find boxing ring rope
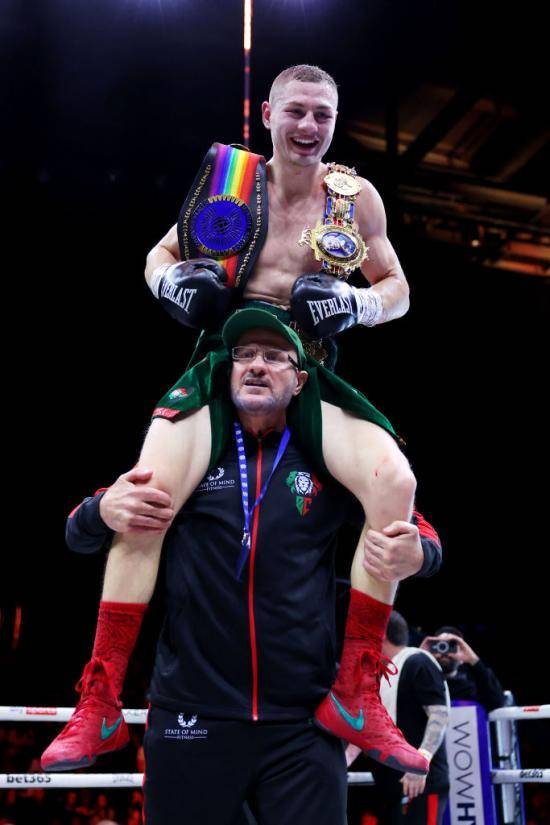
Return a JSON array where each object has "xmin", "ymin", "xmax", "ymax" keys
[
  {"xmin": 1, "ymin": 703, "xmax": 547, "ymax": 725},
  {"xmin": 2, "ymin": 771, "xmax": 550, "ymax": 790},
  {"xmin": 488, "ymin": 705, "xmax": 550, "ymax": 721},
  {"xmin": 1, "ymin": 704, "xmax": 548, "ymax": 801},
  {"xmin": 1, "ymin": 774, "xmax": 144, "ymax": 789},
  {"xmin": 0, "ymin": 707, "xmax": 148, "ymax": 724},
  {"xmin": 492, "ymin": 771, "xmax": 550, "ymax": 784},
  {"xmin": 0, "ymin": 773, "xmax": 374, "ymax": 790}
]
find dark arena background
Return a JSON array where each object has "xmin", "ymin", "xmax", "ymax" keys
[{"xmin": 2, "ymin": 1, "xmax": 549, "ymax": 824}]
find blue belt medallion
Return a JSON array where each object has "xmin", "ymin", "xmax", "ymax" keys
[{"xmin": 190, "ymin": 194, "xmax": 253, "ymax": 259}]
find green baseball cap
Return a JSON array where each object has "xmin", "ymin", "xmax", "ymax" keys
[{"xmin": 222, "ymin": 308, "xmax": 306, "ymax": 369}]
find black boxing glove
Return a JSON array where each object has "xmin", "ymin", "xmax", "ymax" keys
[
  {"xmin": 290, "ymin": 273, "xmax": 384, "ymax": 339},
  {"xmin": 149, "ymin": 258, "xmax": 232, "ymax": 330}
]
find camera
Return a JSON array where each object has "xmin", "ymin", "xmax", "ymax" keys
[{"xmin": 429, "ymin": 639, "xmax": 458, "ymax": 655}]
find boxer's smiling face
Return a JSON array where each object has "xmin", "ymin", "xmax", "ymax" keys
[
  {"xmin": 230, "ymin": 328, "xmax": 307, "ymax": 420},
  {"xmin": 262, "ymin": 80, "xmax": 338, "ymax": 167}
]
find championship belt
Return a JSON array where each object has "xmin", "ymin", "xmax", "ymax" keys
[
  {"xmin": 289, "ymin": 325, "xmax": 330, "ymax": 365},
  {"xmin": 178, "ymin": 143, "xmax": 268, "ymax": 291},
  {"xmin": 299, "ymin": 163, "xmax": 369, "ymax": 279}
]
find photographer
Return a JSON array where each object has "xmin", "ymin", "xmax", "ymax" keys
[{"xmin": 421, "ymin": 626, "xmax": 505, "ymax": 711}]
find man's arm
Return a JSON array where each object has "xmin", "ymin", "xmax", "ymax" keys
[
  {"xmin": 412, "ymin": 512, "xmax": 442, "ymax": 578},
  {"xmin": 66, "ymin": 490, "xmax": 112, "ymax": 555},
  {"xmin": 401, "ymin": 703, "xmax": 450, "ymax": 800},
  {"xmin": 362, "ymin": 510, "xmax": 442, "ymax": 582},
  {"xmin": 401, "ymin": 655, "xmax": 450, "ymax": 799},
  {"xmin": 355, "ymin": 179, "xmax": 410, "ymax": 323},
  {"xmin": 467, "ymin": 660, "xmax": 506, "ymax": 711},
  {"xmin": 448, "ymin": 636, "xmax": 506, "ymax": 711},
  {"xmin": 419, "ymin": 704, "xmax": 450, "ymax": 758},
  {"xmin": 66, "ymin": 469, "xmax": 174, "ymax": 555}
]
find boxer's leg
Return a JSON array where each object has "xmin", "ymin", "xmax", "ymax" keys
[
  {"xmin": 41, "ymin": 408, "xmax": 211, "ymax": 772},
  {"xmin": 315, "ymin": 403, "xmax": 428, "ymax": 775},
  {"xmin": 102, "ymin": 408, "xmax": 212, "ymax": 602},
  {"xmin": 320, "ymin": 402, "xmax": 415, "ymax": 601},
  {"xmin": 90, "ymin": 409, "xmax": 212, "ymax": 692}
]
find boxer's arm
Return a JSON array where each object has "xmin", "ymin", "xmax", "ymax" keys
[
  {"xmin": 355, "ymin": 179, "xmax": 410, "ymax": 323},
  {"xmin": 144, "ymin": 223, "xmax": 180, "ymax": 288},
  {"xmin": 290, "ymin": 180, "xmax": 409, "ymax": 338},
  {"xmin": 66, "ymin": 491, "xmax": 113, "ymax": 555},
  {"xmin": 144, "ymin": 223, "xmax": 231, "ymax": 329}
]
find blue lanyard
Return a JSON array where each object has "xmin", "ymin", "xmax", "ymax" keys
[{"xmin": 233, "ymin": 421, "xmax": 291, "ymax": 580}]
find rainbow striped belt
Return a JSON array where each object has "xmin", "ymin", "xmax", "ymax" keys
[{"xmin": 178, "ymin": 143, "xmax": 268, "ymax": 289}]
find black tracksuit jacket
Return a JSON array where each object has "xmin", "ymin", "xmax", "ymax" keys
[{"xmin": 67, "ymin": 429, "xmax": 442, "ymax": 722}]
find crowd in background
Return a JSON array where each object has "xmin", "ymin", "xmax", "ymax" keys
[{"xmin": 0, "ymin": 725, "xmax": 144, "ymax": 825}]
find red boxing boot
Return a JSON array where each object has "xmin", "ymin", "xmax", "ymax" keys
[
  {"xmin": 41, "ymin": 601, "xmax": 146, "ymax": 772},
  {"xmin": 41, "ymin": 658, "xmax": 129, "ymax": 771},
  {"xmin": 315, "ymin": 590, "xmax": 429, "ymax": 775}
]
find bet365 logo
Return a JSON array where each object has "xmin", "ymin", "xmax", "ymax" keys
[{"xmin": 285, "ymin": 471, "xmax": 322, "ymax": 516}]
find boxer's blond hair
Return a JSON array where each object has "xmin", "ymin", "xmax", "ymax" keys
[{"xmin": 269, "ymin": 65, "xmax": 338, "ymax": 106}]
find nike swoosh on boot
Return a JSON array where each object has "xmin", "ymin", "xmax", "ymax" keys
[
  {"xmin": 101, "ymin": 716, "xmax": 123, "ymax": 740},
  {"xmin": 329, "ymin": 693, "xmax": 365, "ymax": 731}
]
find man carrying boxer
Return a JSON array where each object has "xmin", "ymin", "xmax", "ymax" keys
[
  {"xmin": 49, "ymin": 311, "xmax": 442, "ymax": 824},
  {"xmin": 43, "ymin": 66, "xmax": 430, "ymax": 775}
]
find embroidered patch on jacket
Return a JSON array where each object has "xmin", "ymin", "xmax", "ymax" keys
[
  {"xmin": 168, "ymin": 387, "xmax": 194, "ymax": 401},
  {"xmin": 285, "ymin": 471, "xmax": 323, "ymax": 516},
  {"xmin": 152, "ymin": 407, "xmax": 180, "ymax": 419}
]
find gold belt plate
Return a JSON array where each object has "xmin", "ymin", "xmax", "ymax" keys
[
  {"xmin": 324, "ymin": 171, "xmax": 362, "ymax": 197},
  {"xmin": 300, "ymin": 221, "xmax": 369, "ymax": 277}
]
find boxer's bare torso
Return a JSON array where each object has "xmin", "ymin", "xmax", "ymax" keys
[
  {"xmin": 244, "ymin": 166, "xmax": 327, "ymax": 307},
  {"xmin": 147, "ymin": 166, "xmax": 399, "ymax": 310},
  {"xmin": 146, "ymin": 172, "xmax": 327, "ymax": 308}
]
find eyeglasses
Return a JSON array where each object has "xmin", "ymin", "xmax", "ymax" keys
[{"xmin": 231, "ymin": 345, "xmax": 299, "ymax": 370}]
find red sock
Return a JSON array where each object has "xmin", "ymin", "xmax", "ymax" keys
[
  {"xmin": 332, "ymin": 590, "xmax": 392, "ymax": 698},
  {"xmin": 91, "ymin": 601, "xmax": 147, "ymax": 697},
  {"xmin": 345, "ymin": 589, "xmax": 392, "ymax": 649}
]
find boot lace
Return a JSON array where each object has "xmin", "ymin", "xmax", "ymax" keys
[
  {"xmin": 378, "ymin": 655, "xmax": 398, "ymax": 686},
  {"xmin": 57, "ymin": 659, "xmax": 114, "ymax": 738},
  {"xmin": 355, "ymin": 649, "xmax": 398, "ymax": 691},
  {"xmin": 357, "ymin": 651, "xmax": 409, "ymax": 743}
]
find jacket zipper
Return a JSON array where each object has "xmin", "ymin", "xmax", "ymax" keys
[{"xmin": 248, "ymin": 437, "xmax": 263, "ymax": 721}]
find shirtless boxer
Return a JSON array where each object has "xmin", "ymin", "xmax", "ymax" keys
[{"xmin": 42, "ymin": 65, "xmax": 429, "ymax": 776}]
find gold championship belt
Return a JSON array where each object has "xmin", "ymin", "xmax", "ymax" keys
[
  {"xmin": 299, "ymin": 163, "xmax": 369, "ymax": 279},
  {"xmin": 288, "ymin": 323, "xmax": 330, "ymax": 364}
]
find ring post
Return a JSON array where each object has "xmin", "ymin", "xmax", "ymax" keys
[{"xmin": 443, "ymin": 701, "xmax": 497, "ymax": 825}]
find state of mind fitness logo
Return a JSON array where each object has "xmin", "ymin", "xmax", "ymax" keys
[{"xmin": 285, "ymin": 471, "xmax": 323, "ymax": 516}]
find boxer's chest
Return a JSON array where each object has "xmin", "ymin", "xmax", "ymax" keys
[{"xmin": 243, "ymin": 191, "xmax": 325, "ymax": 305}]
